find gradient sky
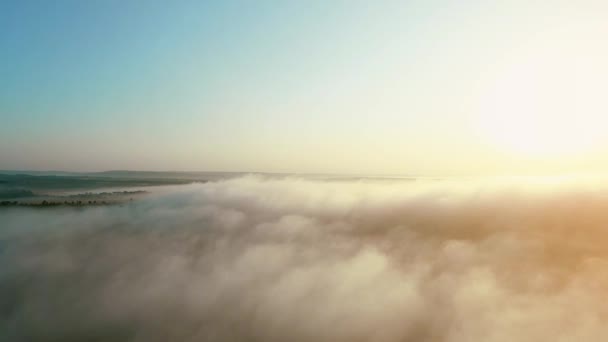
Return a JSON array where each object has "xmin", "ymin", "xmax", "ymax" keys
[{"xmin": 2, "ymin": 0, "xmax": 608, "ymax": 175}]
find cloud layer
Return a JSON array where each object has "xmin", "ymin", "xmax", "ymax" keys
[{"xmin": 2, "ymin": 175, "xmax": 608, "ymax": 341}]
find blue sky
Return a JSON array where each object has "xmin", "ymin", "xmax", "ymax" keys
[{"xmin": 2, "ymin": 1, "xmax": 608, "ymax": 174}]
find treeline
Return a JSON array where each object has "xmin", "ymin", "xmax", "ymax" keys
[
  {"xmin": 0, "ymin": 188, "xmax": 35, "ymax": 199},
  {"xmin": 0, "ymin": 200, "xmax": 111, "ymax": 207}
]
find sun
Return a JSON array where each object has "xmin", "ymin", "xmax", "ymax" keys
[{"xmin": 474, "ymin": 41, "xmax": 608, "ymax": 159}]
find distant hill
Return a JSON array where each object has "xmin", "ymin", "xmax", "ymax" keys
[
  {"xmin": 0, "ymin": 170, "xmax": 258, "ymax": 181},
  {"xmin": 93, "ymin": 170, "xmax": 249, "ymax": 180},
  {"xmin": 0, "ymin": 173, "xmax": 200, "ymax": 200},
  {"xmin": 0, "ymin": 170, "xmax": 419, "ymax": 180}
]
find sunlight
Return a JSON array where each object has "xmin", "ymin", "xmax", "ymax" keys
[{"xmin": 475, "ymin": 31, "xmax": 608, "ymax": 159}]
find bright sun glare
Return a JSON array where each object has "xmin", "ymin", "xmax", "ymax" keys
[{"xmin": 475, "ymin": 30, "xmax": 608, "ymax": 159}]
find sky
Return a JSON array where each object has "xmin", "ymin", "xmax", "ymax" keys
[{"xmin": 2, "ymin": 0, "xmax": 608, "ymax": 175}]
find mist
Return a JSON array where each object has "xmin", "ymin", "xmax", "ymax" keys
[{"xmin": 2, "ymin": 175, "xmax": 608, "ymax": 341}]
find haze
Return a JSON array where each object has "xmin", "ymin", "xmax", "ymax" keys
[{"xmin": 6, "ymin": 176, "xmax": 608, "ymax": 341}]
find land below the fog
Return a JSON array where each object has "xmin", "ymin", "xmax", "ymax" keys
[
  {"xmin": 0, "ymin": 171, "xmax": 222, "ymax": 207},
  {"xmin": 0, "ymin": 170, "xmax": 424, "ymax": 208}
]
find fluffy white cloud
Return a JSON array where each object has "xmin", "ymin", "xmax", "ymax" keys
[{"xmin": 2, "ymin": 175, "xmax": 608, "ymax": 341}]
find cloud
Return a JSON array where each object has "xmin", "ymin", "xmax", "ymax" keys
[{"xmin": 2, "ymin": 175, "xmax": 608, "ymax": 341}]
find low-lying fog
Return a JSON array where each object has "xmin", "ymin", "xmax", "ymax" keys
[{"xmin": 2, "ymin": 175, "xmax": 608, "ymax": 341}]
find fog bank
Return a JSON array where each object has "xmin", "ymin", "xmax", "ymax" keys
[{"xmin": 2, "ymin": 175, "xmax": 608, "ymax": 341}]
